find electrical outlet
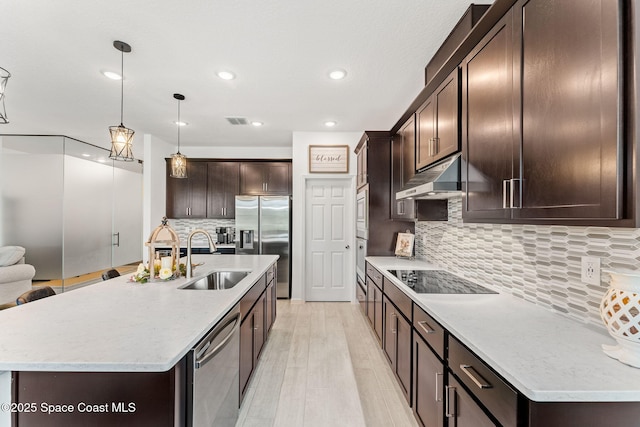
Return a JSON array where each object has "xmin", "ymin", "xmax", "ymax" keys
[{"xmin": 581, "ymin": 256, "xmax": 601, "ymax": 286}]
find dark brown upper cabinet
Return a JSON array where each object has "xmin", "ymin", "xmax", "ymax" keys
[
  {"xmin": 462, "ymin": 0, "xmax": 626, "ymax": 225},
  {"xmin": 416, "ymin": 69, "xmax": 460, "ymax": 171},
  {"xmin": 165, "ymin": 160, "xmax": 207, "ymax": 219},
  {"xmin": 391, "ymin": 117, "xmax": 417, "ymax": 220},
  {"xmin": 240, "ymin": 162, "xmax": 291, "ymax": 195},
  {"xmin": 461, "ymin": 10, "xmax": 515, "ymax": 221},
  {"xmin": 207, "ymin": 162, "xmax": 239, "ymax": 219},
  {"xmin": 356, "ymin": 140, "xmax": 368, "ymax": 190}
]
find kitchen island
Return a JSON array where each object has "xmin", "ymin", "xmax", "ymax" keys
[
  {"xmin": 366, "ymin": 256, "xmax": 640, "ymax": 426},
  {"xmin": 0, "ymin": 254, "xmax": 277, "ymax": 426}
]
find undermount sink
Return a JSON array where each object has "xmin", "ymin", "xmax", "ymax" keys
[{"xmin": 180, "ymin": 271, "xmax": 250, "ymax": 290}]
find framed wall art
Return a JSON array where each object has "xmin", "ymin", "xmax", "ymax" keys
[{"xmin": 308, "ymin": 145, "xmax": 349, "ymax": 173}]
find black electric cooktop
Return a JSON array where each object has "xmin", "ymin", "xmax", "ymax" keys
[{"xmin": 388, "ymin": 270, "xmax": 497, "ymax": 294}]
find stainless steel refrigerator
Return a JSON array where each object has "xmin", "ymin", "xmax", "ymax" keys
[{"xmin": 235, "ymin": 196, "xmax": 291, "ymax": 298}]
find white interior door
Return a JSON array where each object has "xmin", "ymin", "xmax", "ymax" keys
[{"xmin": 305, "ymin": 178, "xmax": 353, "ymax": 301}]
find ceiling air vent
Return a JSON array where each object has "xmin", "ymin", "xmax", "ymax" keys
[{"xmin": 225, "ymin": 117, "xmax": 249, "ymax": 125}]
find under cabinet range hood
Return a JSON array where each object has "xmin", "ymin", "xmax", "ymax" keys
[{"xmin": 396, "ymin": 154, "xmax": 462, "ymax": 200}]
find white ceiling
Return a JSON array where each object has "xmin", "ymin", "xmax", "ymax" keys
[{"xmin": 1, "ymin": 0, "xmax": 490, "ymax": 158}]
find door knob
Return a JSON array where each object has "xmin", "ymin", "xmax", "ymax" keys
[{"xmin": 345, "ymin": 245, "xmax": 350, "ymax": 249}]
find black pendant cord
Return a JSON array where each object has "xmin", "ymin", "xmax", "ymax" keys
[
  {"xmin": 176, "ymin": 98, "xmax": 181, "ymax": 153},
  {"xmin": 120, "ymin": 48, "xmax": 124, "ymax": 126}
]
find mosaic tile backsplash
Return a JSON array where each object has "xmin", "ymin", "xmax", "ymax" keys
[
  {"xmin": 169, "ymin": 219, "xmax": 236, "ymax": 246},
  {"xmin": 414, "ymin": 198, "xmax": 640, "ymax": 329}
]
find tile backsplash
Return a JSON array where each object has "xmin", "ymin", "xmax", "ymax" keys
[
  {"xmin": 169, "ymin": 219, "xmax": 235, "ymax": 245},
  {"xmin": 414, "ymin": 198, "xmax": 640, "ymax": 329}
]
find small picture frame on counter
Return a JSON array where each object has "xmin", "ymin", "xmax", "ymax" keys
[{"xmin": 395, "ymin": 232, "xmax": 414, "ymax": 258}]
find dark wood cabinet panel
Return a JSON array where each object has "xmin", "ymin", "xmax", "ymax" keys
[
  {"xmin": 391, "ymin": 116, "xmax": 416, "ymax": 220},
  {"xmin": 239, "ymin": 311, "xmax": 254, "ymax": 400},
  {"xmin": 383, "ymin": 295, "xmax": 411, "ymax": 404},
  {"xmin": 356, "ymin": 141, "xmax": 368, "ymax": 189},
  {"xmin": 166, "ymin": 160, "xmax": 207, "ymax": 219},
  {"xmin": 366, "ymin": 278, "xmax": 383, "ymax": 344},
  {"xmin": 239, "ymin": 267, "xmax": 275, "ymax": 403},
  {"xmin": 413, "ymin": 335, "xmax": 445, "ymax": 427},
  {"xmin": 461, "ymin": 11, "xmax": 515, "ymax": 221},
  {"xmin": 513, "ymin": 0, "xmax": 621, "ymax": 220},
  {"xmin": 253, "ymin": 292, "xmax": 266, "ymax": 364},
  {"xmin": 463, "ymin": 0, "xmax": 625, "ymax": 224},
  {"xmin": 240, "ymin": 162, "xmax": 291, "ymax": 195},
  {"xmin": 417, "ymin": 70, "xmax": 460, "ymax": 171},
  {"xmin": 357, "ymin": 132, "xmax": 415, "ymax": 254},
  {"xmin": 446, "ymin": 374, "xmax": 496, "ymax": 427},
  {"xmin": 207, "ymin": 162, "xmax": 239, "ymax": 219}
]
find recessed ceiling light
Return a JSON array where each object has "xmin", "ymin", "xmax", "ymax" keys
[
  {"xmin": 102, "ymin": 71, "xmax": 122, "ymax": 80},
  {"xmin": 325, "ymin": 121, "xmax": 337, "ymax": 127},
  {"xmin": 328, "ymin": 69, "xmax": 347, "ymax": 80},
  {"xmin": 97, "ymin": 158, "xmax": 107, "ymax": 163},
  {"xmin": 217, "ymin": 71, "xmax": 236, "ymax": 80},
  {"xmin": 81, "ymin": 153, "xmax": 91, "ymax": 157},
  {"xmin": 251, "ymin": 121, "xmax": 263, "ymax": 127},
  {"xmin": 174, "ymin": 121, "xmax": 188, "ymax": 127}
]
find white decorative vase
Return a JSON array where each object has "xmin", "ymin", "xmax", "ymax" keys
[{"xmin": 600, "ymin": 270, "xmax": 640, "ymax": 368}]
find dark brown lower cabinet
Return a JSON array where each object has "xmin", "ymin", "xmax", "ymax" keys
[
  {"xmin": 12, "ymin": 363, "xmax": 184, "ymax": 427},
  {"xmin": 239, "ymin": 269, "xmax": 274, "ymax": 402},
  {"xmin": 413, "ymin": 335, "xmax": 444, "ymax": 427},
  {"xmin": 266, "ymin": 278, "xmax": 275, "ymax": 333},
  {"xmin": 366, "ymin": 278, "xmax": 383, "ymax": 343},
  {"xmin": 446, "ymin": 374, "xmax": 495, "ymax": 427},
  {"xmin": 383, "ymin": 297, "xmax": 412, "ymax": 403},
  {"xmin": 356, "ymin": 278, "xmax": 366, "ymax": 315}
]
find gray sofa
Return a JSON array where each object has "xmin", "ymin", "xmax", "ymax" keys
[{"xmin": 0, "ymin": 246, "xmax": 36, "ymax": 305}]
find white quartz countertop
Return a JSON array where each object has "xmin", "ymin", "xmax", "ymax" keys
[
  {"xmin": 0, "ymin": 254, "xmax": 277, "ymax": 372},
  {"xmin": 366, "ymin": 256, "xmax": 640, "ymax": 402}
]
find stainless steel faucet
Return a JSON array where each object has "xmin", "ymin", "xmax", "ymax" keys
[{"xmin": 186, "ymin": 229, "xmax": 217, "ymax": 279}]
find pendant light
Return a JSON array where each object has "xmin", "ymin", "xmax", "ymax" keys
[
  {"xmin": 0, "ymin": 66, "xmax": 11, "ymax": 124},
  {"xmin": 170, "ymin": 93, "xmax": 187, "ymax": 178},
  {"xmin": 108, "ymin": 40, "xmax": 135, "ymax": 162}
]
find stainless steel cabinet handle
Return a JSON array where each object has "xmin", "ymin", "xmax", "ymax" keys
[
  {"xmin": 390, "ymin": 312, "xmax": 397, "ymax": 333},
  {"xmin": 460, "ymin": 364, "xmax": 493, "ymax": 389},
  {"xmin": 433, "ymin": 137, "xmax": 439, "ymax": 155},
  {"xmin": 502, "ymin": 180, "xmax": 509, "ymax": 209},
  {"xmin": 113, "ymin": 232, "xmax": 120, "ymax": 247},
  {"xmin": 435, "ymin": 372, "xmax": 443, "ymax": 402},
  {"xmin": 195, "ymin": 312, "xmax": 241, "ymax": 369},
  {"xmin": 417, "ymin": 320, "xmax": 436, "ymax": 335},
  {"xmin": 428, "ymin": 138, "xmax": 434, "ymax": 157},
  {"xmin": 397, "ymin": 200, "xmax": 404, "ymax": 215},
  {"xmin": 445, "ymin": 386, "xmax": 456, "ymax": 418}
]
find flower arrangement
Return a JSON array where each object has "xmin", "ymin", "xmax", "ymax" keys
[{"xmin": 130, "ymin": 262, "xmax": 186, "ymax": 283}]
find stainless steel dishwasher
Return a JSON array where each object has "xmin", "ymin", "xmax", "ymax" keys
[{"xmin": 186, "ymin": 304, "xmax": 241, "ymax": 427}]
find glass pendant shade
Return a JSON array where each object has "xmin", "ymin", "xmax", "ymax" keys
[
  {"xmin": 109, "ymin": 124, "xmax": 135, "ymax": 161},
  {"xmin": 0, "ymin": 67, "xmax": 11, "ymax": 124},
  {"xmin": 170, "ymin": 152, "xmax": 187, "ymax": 178},
  {"xmin": 169, "ymin": 93, "xmax": 187, "ymax": 178},
  {"xmin": 108, "ymin": 40, "xmax": 135, "ymax": 161}
]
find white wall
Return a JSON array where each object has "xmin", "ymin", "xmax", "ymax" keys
[
  {"xmin": 291, "ymin": 132, "xmax": 361, "ymax": 301},
  {"xmin": 143, "ymin": 134, "xmax": 173, "ymax": 262}
]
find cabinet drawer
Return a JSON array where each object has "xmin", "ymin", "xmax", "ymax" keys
[
  {"xmin": 240, "ymin": 274, "xmax": 267, "ymax": 320},
  {"xmin": 413, "ymin": 304, "xmax": 445, "ymax": 360},
  {"xmin": 449, "ymin": 336, "xmax": 518, "ymax": 427},
  {"xmin": 266, "ymin": 263, "xmax": 276, "ymax": 285},
  {"xmin": 383, "ymin": 278, "xmax": 412, "ymax": 321},
  {"xmin": 366, "ymin": 263, "xmax": 383, "ymax": 288}
]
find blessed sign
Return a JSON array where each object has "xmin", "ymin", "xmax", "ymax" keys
[{"xmin": 308, "ymin": 145, "xmax": 349, "ymax": 173}]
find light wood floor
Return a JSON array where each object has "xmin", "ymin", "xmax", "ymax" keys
[{"xmin": 237, "ymin": 301, "xmax": 418, "ymax": 427}]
